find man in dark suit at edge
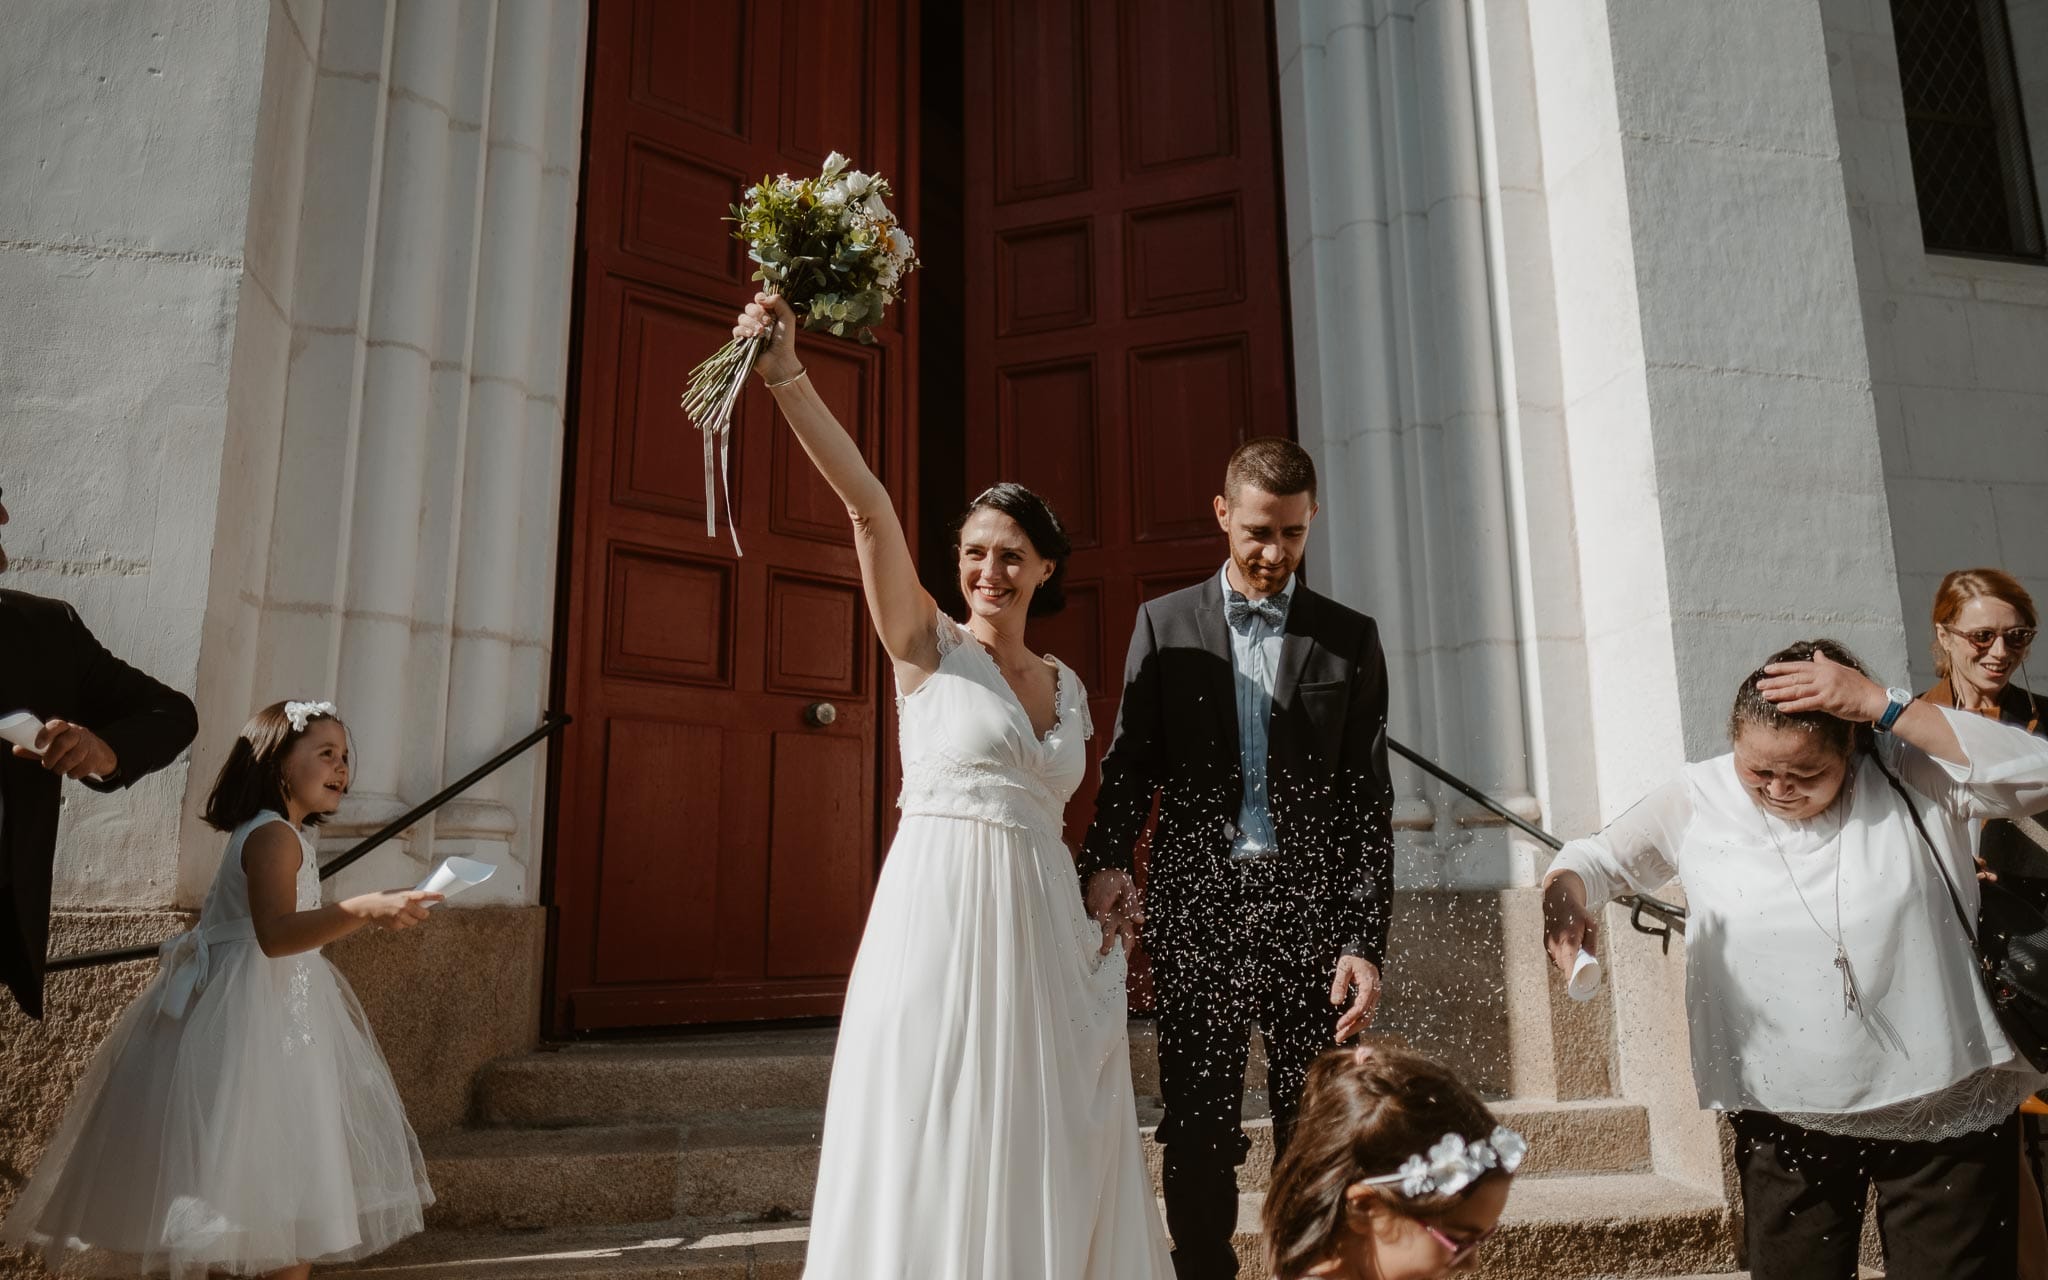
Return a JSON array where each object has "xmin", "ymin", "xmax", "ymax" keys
[
  {"xmin": 1080, "ymin": 438, "xmax": 1396, "ymax": 1280},
  {"xmin": 0, "ymin": 483, "xmax": 199, "ymax": 1018}
]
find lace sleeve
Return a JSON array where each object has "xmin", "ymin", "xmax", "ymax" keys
[
  {"xmin": 1063, "ymin": 661, "xmax": 1093, "ymax": 740},
  {"xmin": 933, "ymin": 611, "xmax": 967, "ymax": 657}
]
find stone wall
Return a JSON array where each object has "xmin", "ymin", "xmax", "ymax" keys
[
  {"xmin": 0, "ymin": 0, "xmax": 269, "ymax": 906},
  {"xmin": 1826, "ymin": 0, "xmax": 2048, "ymax": 690}
]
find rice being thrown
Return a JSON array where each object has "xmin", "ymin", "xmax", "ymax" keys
[{"xmin": 680, "ymin": 151, "xmax": 919, "ymax": 553}]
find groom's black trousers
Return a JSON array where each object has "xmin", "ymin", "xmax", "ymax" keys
[{"xmin": 1150, "ymin": 869, "xmax": 1345, "ymax": 1280}]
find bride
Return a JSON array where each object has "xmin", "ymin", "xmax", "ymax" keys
[{"xmin": 731, "ymin": 295, "xmax": 1175, "ymax": 1278}]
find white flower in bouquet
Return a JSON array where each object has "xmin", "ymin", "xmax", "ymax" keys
[{"xmin": 678, "ymin": 152, "xmax": 920, "ymax": 554}]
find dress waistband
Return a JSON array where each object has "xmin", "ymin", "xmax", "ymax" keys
[{"xmin": 153, "ymin": 917, "xmax": 260, "ymax": 1020}]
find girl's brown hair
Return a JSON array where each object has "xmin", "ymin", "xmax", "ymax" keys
[
  {"xmin": 1262, "ymin": 1045, "xmax": 1504, "ymax": 1279},
  {"xmin": 1932, "ymin": 568, "xmax": 2038, "ymax": 677},
  {"xmin": 201, "ymin": 702, "xmax": 348, "ymax": 831}
]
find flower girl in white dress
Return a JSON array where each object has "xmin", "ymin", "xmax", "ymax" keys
[{"xmin": 2, "ymin": 701, "xmax": 440, "ymax": 1279}]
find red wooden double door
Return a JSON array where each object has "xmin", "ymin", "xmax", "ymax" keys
[{"xmin": 552, "ymin": 0, "xmax": 1295, "ymax": 1033}]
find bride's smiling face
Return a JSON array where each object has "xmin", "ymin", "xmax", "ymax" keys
[{"xmin": 957, "ymin": 508, "xmax": 1052, "ymax": 622}]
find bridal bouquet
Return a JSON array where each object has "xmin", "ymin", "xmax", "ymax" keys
[{"xmin": 681, "ymin": 151, "xmax": 919, "ymax": 553}]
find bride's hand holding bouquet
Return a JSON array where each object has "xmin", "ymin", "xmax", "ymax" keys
[{"xmin": 683, "ymin": 152, "xmax": 917, "ymax": 553}]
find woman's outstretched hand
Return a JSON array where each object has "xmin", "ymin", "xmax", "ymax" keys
[
  {"xmin": 1756, "ymin": 649, "xmax": 1888, "ymax": 722},
  {"xmin": 1542, "ymin": 871, "xmax": 1597, "ymax": 978},
  {"xmin": 735, "ymin": 292, "xmax": 802, "ymax": 385}
]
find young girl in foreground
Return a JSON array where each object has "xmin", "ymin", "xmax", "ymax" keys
[
  {"xmin": 1263, "ymin": 1045, "xmax": 1526, "ymax": 1279},
  {"xmin": 2, "ymin": 701, "xmax": 439, "ymax": 1279}
]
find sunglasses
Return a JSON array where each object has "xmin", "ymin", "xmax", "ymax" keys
[
  {"xmin": 1422, "ymin": 1221, "xmax": 1498, "ymax": 1265},
  {"xmin": 1942, "ymin": 624, "xmax": 2037, "ymax": 652}
]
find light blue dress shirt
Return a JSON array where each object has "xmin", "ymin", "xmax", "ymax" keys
[{"xmin": 1220, "ymin": 564, "xmax": 1296, "ymax": 859}]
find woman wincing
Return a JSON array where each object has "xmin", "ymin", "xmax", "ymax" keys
[{"xmin": 1542, "ymin": 638, "xmax": 2048, "ymax": 1278}]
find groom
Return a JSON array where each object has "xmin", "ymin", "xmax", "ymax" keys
[{"xmin": 1081, "ymin": 438, "xmax": 1394, "ymax": 1279}]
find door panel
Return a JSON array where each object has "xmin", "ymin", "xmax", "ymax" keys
[
  {"xmin": 555, "ymin": 0, "xmax": 914, "ymax": 1032},
  {"xmin": 963, "ymin": 0, "xmax": 1295, "ymax": 1000}
]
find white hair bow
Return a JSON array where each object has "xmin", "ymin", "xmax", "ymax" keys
[{"xmin": 284, "ymin": 700, "xmax": 338, "ymax": 733}]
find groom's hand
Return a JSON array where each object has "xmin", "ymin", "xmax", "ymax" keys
[
  {"xmin": 1332, "ymin": 955, "xmax": 1382, "ymax": 1042},
  {"xmin": 1084, "ymin": 870, "xmax": 1144, "ymax": 956}
]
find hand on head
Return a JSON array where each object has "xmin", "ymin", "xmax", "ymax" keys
[
  {"xmin": 733, "ymin": 292, "xmax": 802, "ymax": 384},
  {"xmin": 1756, "ymin": 648, "xmax": 1887, "ymax": 723}
]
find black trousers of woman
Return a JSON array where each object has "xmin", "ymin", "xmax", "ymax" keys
[{"xmin": 1731, "ymin": 1110, "xmax": 2018, "ymax": 1279}]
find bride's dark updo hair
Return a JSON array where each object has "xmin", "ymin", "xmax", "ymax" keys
[{"xmin": 955, "ymin": 483, "xmax": 1071, "ymax": 618}]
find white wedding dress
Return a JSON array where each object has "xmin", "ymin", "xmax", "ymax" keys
[{"xmin": 802, "ymin": 613, "xmax": 1174, "ymax": 1278}]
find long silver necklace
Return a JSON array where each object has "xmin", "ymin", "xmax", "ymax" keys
[{"xmin": 1764, "ymin": 780, "xmax": 1866, "ymax": 1019}]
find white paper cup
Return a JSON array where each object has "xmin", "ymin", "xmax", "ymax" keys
[{"xmin": 1567, "ymin": 948, "xmax": 1602, "ymax": 1002}]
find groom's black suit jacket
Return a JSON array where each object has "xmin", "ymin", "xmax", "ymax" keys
[
  {"xmin": 1079, "ymin": 575, "xmax": 1395, "ymax": 968},
  {"xmin": 0, "ymin": 589, "xmax": 198, "ymax": 1019}
]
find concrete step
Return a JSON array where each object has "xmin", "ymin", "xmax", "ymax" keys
[
  {"xmin": 428, "ymin": 1093, "xmax": 1651, "ymax": 1230},
  {"xmin": 424, "ymin": 1112, "xmax": 827, "ymax": 1229},
  {"xmin": 338, "ymin": 1220, "xmax": 807, "ymax": 1280},
  {"xmin": 423, "ymin": 1126, "xmax": 679, "ymax": 1230},
  {"xmin": 346, "ymin": 1173, "xmax": 1735, "ymax": 1280},
  {"xmin": 474, "ymin": 1029, "xmax": 838, "ymax": 1127},
  {"xmin": 470, "ymin": 1021, "xmax": 1259, "ymax": 1128}
]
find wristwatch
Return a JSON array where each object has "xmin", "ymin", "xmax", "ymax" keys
[{"xmin": 1875, "ymin": 686, "xmax": 1912, "ymax": 733}]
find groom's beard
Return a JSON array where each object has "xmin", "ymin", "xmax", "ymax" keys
[{"xmin": 1233, "ymin": 557, "xmax": 1296, "ymax": 597}]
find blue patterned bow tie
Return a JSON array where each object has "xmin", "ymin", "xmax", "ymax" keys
[{"xmin": 1226, "ymin": 593, "xmax": 1286, "ymax": 630}]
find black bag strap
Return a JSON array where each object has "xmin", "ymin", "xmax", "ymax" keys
[{"xmin": 1871, "ymin": 749, "xmax": 1981, "ymax": 949}]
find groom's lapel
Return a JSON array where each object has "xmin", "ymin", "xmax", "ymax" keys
[
  {"xmin": 1191, "ymin": 576, "xmax": 1240, "ymax": 753},
  {"xmin": 1275, "ymin": 585, "xmax": 1318, "ymax": 711}
]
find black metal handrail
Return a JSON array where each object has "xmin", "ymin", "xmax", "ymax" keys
[
  {"xmin": 1387, "ymin": 737, "xmax": 1689, "ymax": 951},
  {"xmin": 44, "ymin": 713, "xmax": 571, "ymax": 974}
]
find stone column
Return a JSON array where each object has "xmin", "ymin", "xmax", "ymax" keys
[
  {"xmin": 1524, "ymin": 0, "xmax": 1908, "ymax": 1189},
  {"xmin": 1272, "ymin": 0, "xmax": 1540, "ymax": 888},
  {"xmin": 187, "ymin": 0, "xmax": 587, "ymax": 904}
]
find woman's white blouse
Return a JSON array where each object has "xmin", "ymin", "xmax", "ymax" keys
[{"xmin": 1550, "ymin": 706, "xmax": 2048, "ymax": 1121}]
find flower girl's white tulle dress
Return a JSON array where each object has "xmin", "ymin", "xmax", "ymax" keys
[
  {"xmin": 2, "ymin": 811, "xmax": 432, "ymax": 1277},
  {"xmin": 802, "ymin": 614, "xmax": 1174, "ymax": 1278}
]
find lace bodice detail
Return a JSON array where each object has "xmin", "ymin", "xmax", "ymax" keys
[{"xmin": 896, "ymin": 614, "xmax": 1092, "ymax": 837}]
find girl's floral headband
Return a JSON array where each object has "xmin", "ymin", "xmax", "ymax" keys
[
  {"xmin": 284, "ymin": 700, "xmax": 338, "ymax": 734},
  {"xmin": 1357, "ymin": 1126, "xmax": 1528, "ymax": 1198}
]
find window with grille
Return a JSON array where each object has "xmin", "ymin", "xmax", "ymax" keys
[{"xmin": 1890, "ymin": 0, "xmax": 2045, "ymax": 260}]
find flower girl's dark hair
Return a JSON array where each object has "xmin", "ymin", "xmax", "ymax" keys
[
  {"xmin": 1263, "ymin": 1045, "xmax": 1505, "ymax": 1279},
  {"xmin": 955, "ymin": 483, "xmax": 1072, "ymax": 617},
  {"xmin": 202, "ymin": 702, "xmax": 348, "ymax": 831}
]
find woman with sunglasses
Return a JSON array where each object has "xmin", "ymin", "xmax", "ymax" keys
[
  {"xmin": 1920, "ymin": 568, "xmax": 2048, "ymax": 1278},
  {"xmin": 1922, "ymin": 568, "xmax": 2044, "ymax": 884},
  {"xmin": 1262, "ymin": 1044, "xmax": 1523, "ymax": 1279}
]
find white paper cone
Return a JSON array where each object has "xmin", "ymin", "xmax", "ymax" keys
[
  {"xmin": 414, "ymin": 856, "xmax": 495, "ymax": 903},
  {"xmin": 0, "ymin": 711, "xmax": 47, "ymax": 754},
  {"xmin": 1567, "ymin": 948, "xmax": 1602, "ymax": 1002}
]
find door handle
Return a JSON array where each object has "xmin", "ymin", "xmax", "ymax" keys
[{"xmin": 803, "ymin": 701, "xmax": 838, "ymax": 728}]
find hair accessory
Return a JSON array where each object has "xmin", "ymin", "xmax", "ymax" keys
[
  {"xmin": 1358, "ymin": 1125, "xmax": 1528, "ymax": 1198},
  {"xmin": 284, "ymin": 700, "xmax": 338, "ymax": 734}
]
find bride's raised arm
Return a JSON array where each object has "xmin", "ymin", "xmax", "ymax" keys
[{"xmin": 735, "ymin": 293, "xmax": 939, "ymax": 675}]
